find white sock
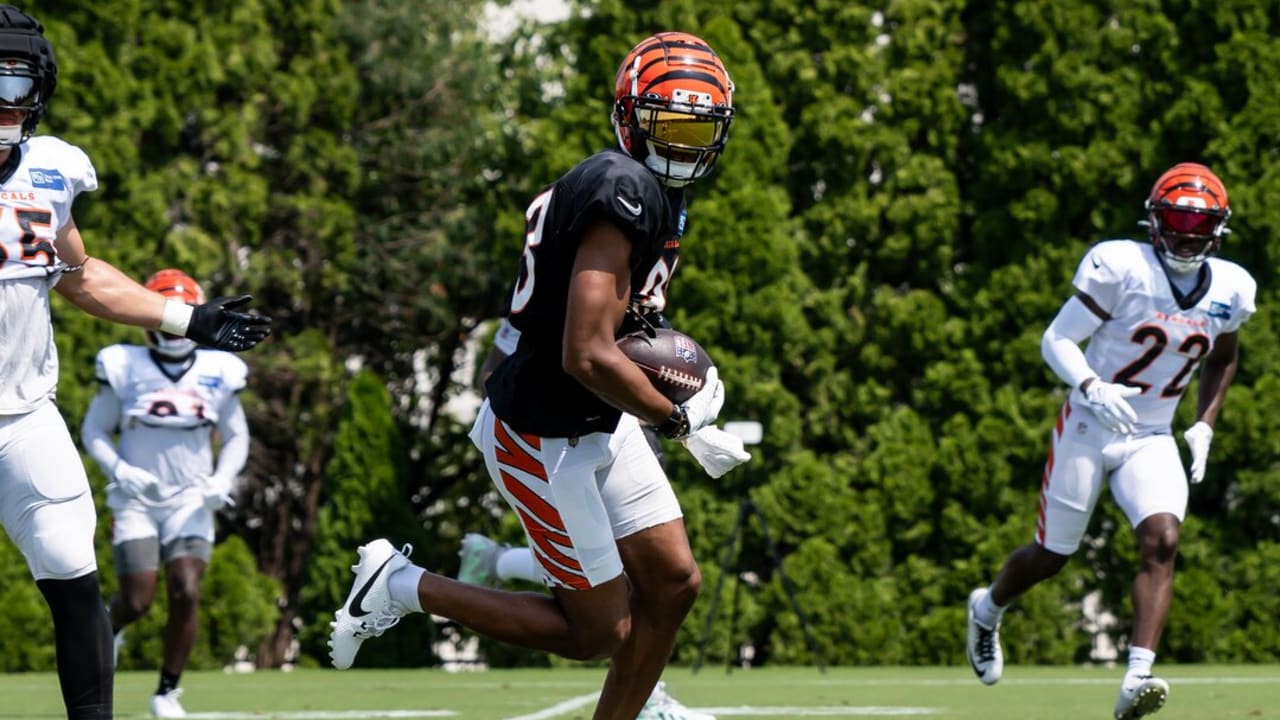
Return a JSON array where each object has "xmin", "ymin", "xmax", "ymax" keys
[
  {"xmin": 388, "ymin": 565, "xmax": 426, "ymax": 613},
  {"xmin": 496, "ymin": 547, "xmax": 540, "ymax": 583},
  {"xmin": 1126, "ymin": 646, "xmax": 1156, "ymax": 679},
  {"xmin": 975, "ymin": 586, "xmax": 1007, "ymax": 627}
]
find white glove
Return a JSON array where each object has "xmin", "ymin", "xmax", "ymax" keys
[
  {"xmin": 111, "ymin": 461, "xmax": 160, "ymax": 498},
  {"xmin": 198, "ymin": 475, "xmax": 236, "ymax": 511},
  {"xmin": 1183, "ymin": 421, "xmax": 1213, "ymax": 484},
  {"xmin": 681, "ymin": 366, "xmax": 725, "ymax": 437},
  {"xmin": 682, "ymin": 426, "xmax": 752, "ymax": 479},
  {"xmin": 1082, "ymin": 379, "xmax": 1141, "ymax": 434}
]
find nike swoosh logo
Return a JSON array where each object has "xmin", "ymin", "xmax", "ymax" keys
[
  {"xmin": 617, "ymin": 195, "xmax": 642, "ymax": 216},
  {"xmin": 348, "ymin": 555, "xmax": 395, "ymax": 618},
  {"xmin": 1091, "ymin": 256, "xmax": 1101, "ymax": 269}
]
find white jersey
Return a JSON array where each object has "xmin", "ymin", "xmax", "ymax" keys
[
  {"xmin": 1071, "ymin": 240, "xmax": 1256, "ymax": 433},
  {"xmin": 0, "ymin": 136, "xmax": 98, "ymax": 415},
  {"xmin": 92, "ymin": 344, "xmax": 248, "ymax": 501}
]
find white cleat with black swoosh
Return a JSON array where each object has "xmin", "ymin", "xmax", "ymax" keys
[{"xmin": 328, "ymin": 539, "xmax": 413, "ymax": 669}]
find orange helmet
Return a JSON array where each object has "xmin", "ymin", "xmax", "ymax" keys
[
  {"xmin": 1144, "ymin": 162, "xmax": 1231, "ymax": 274},
  {"xmin": 612, "ymin": 32, "xmax": 734, "ymax": 187},
  {"xmin": 144, "ymin": 269, "xmax": 205, "ymax": 359}
]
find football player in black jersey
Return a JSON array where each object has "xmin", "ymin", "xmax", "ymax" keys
[{"xmin": 330, "ymin": 32, "xmax": 747, "ymax": 719}]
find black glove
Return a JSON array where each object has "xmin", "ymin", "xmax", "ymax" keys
[{"xmin": 186, "ymin": 295, "xmax": 272, "ymax": 351}]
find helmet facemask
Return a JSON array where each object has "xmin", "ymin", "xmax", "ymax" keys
[
  {"xmin": 1147, "ymin": 203, "xmax": 1229, "ymax": 274},
  {"xmin": 615, "ymin": 92, "xmax": 733, "ymax": 187},
  {"xmin": 0, "ymin": 60, "xmax": 39, "ymax": 144}
]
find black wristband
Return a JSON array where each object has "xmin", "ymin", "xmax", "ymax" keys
[{"xmin": 658, "ymin": 404, "xmax": 690, "ymax": 439}]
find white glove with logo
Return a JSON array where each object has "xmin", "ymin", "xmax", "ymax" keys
[
  {"xmin": 198, "ymin": 475, "xmax": 236, "ymax": 511},
  {"xmin": 682, "ymin": 426, "xmax": 752, "ymax": 479},
  {"xmin": 1083, "ymin": 379, "xmax": 1141, "ymax": 434},
  {"xmin": 1183, "ymin": 421, "xmax": 1213, "ymax": 484},
  {"xmin": 111, "ymin": 461, "xmax": 160, "ymax": 498},
  {"xmin": 681, "ymin": 366, "xmax": 725, "ymax": 437}
]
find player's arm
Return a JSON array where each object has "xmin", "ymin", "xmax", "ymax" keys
[
  {"xmin": 80, "ymin": 383, "xmax": 124, "ymax": 476},
  {"xmin": 562, "ymin": 220, "xmax": 675, "ymax": 427},
  {"xmin": 211, "ymin": 395, "xmax": 250, "ymax": 489},
  {"xmin": 53, "ymin": 216, "xmax": 271, "ymax": 350},
  {"xmin": 1042, "ymin": 292, "xmax": 1141, "ymax": 434},
  {"xmin": 52, "ymin": 216, "xmax": 168, "ymax": 327},
  {"xmin": 1192, "ymin": 330, "xmax": 1240, "ymax": 427},
  {"xmin": 1040, "ymin": 293, "xmax": 1107, "ymax": 391}
]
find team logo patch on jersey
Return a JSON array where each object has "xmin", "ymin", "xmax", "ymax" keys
[
  {"xmin": 1207, "ymin": 301, "xmax": 1232, "ymax": 320},
  {"xmin": 673, "ymin": 335, "xmax": 698, "ymax": 364},
  {"xmin": 677, "ymin": 207, "xmax": 688, "ymax": 237},
  {"xmin": 29, "ymin": 168, "xmax": 65, "ymax": 190},
  {"xmin": 198, "ymin": 375, "xmax": 224, "ymax": 391}
]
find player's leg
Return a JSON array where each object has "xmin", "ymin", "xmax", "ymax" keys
[
  {"xmin": 330, "ymin": 402, "xmax": 633, "ymax": 668},
  {"xmin": 149, "ymin": 500, "xmax": 216, "ymax": 717},
  {"xmin": 107, "ymin": 501, "xmax": 163, "ymax": 669},
  {"xmin": 456, "ymin": 533, "xmax": 540, "ymax": 586},
  {"xmin": 594, "ymin": 415, "xmax": 700, "ymax": 718},
  {"xmin": 0, "ymin": 403, "xmax": 113, "ymax": 720},
  {"xmin": 1109, "ymin": 435, "xmax": 1186, "ymax": 719},
  {"xmin": 969, "ymin": 400, "xmax": 1106, "ymax": 685}
]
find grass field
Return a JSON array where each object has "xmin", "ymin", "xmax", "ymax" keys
[{"xmin": 2, "ymin": 664, "xmax": 1276, "ymax": 719}]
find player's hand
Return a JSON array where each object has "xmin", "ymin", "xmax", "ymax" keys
[
  {"xmin": 198, "ymin": 475, "xmax": 236, "ymax": 511},
  {"xmin": 681, "ymin": 366, "xmax": 724, "ymax": 437},
  {"xmin": 111, "ymin": 461, "xmax": 160, "ymax": 498},
  {"xmin": 187, "ymin": 296, "xmax": 272, "ymax": 352},
  {"xmin": 682, "ymin": 426, "xmax": 751, "ymax": 479},
  {"xmin": 1183, "ymin": 421, "xmax": 1214, "ymax": 484},
  {"xmin": 1082, "ymin": 378, "xmax": 1141, "ymax": 434}
]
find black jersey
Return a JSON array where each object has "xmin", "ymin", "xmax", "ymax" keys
[{"xmin": 487, "ymin": 150, "xmax": 687, "ymax": 438}]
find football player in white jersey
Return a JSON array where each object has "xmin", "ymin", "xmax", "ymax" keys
[
  {"xmin": 81, "ymin": 269, "xmax": 251, "ymax": 719},
  {"xmin": 0, "ymin": 7, "xmax": 270, "ymax": 720},
  {"xmin": 966, "ymin": 163, "xmax": 1255, "ymax": 720}
]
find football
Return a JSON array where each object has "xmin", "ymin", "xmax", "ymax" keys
[{"xmin": 617, "ymin": 328, "xmax": 713, "ymax": 404}]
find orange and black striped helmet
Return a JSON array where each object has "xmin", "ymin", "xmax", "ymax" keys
[
  {"xmin": 612, "ymin": 32, "xmax": 734, "ymax": 187},
  {"xmin": 144, "ymin": 268, "xmax": 205, "ymax": 358},
  {"xmin": 1144, "ymin": 162, "xmax": 1231, "ymax": 273}
]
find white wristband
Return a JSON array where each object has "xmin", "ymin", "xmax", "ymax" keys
[{"xmin": 159, "ymin": 299, "xmax": 194, "ymax": 337}]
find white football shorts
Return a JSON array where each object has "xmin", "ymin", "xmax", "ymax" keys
[
  {"xmin": 1036, "ymin": 398, "xmax": 1189, "ymax": 555},
  {"xmin": 469, "ymin": 399, "xmax": 681, "ymax": 589},
  {"xmin": 0, "ymin": 400, "xmax": 98, "ymax": 580},
  {"xmin": 111, "ymin": 492, "xmax": 214, "ymax": 552}
]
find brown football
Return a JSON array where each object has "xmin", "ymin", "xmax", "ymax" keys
[{"xmin": 617, "ymin": 328, "xmax": 713, "ymax": 404}]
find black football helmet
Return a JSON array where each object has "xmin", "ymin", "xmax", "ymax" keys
[{"xmin": 0, "ymin": 5, "xmax": 55, "ymax": 144}]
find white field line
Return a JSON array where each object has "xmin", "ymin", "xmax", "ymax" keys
[
  {"xmin": 795, "ymin": 675, "xmax": 1280, "ymax": 687},
  {"xmin": 702, "ymin": 708, "xmax": 940, "ymax": 716},
  {"xmin": 185, "ymin": 707, "xmax": 453, "ymax": 712},
  {"xmin": 501, "ymin": 691, "xmax": 600, "ymax": 720}
]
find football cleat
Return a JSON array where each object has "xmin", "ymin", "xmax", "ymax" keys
[
  {"xmin": 1114, "ymin": 675, "xmax": 1169, "ymax": 720},
  {"xmin": 966, "ymin": 587, "xmax": 1004, "ymax": 685},
  {"xmin": 457, "ymin": 533, "xmax": 504, "ymax": 587},
  {"xmin": 638, "ymin": 681, "xmax": 716, "ymax": 720},
  {"xmin": 150, "ymin": 688, "xmax": 186, "ymax": 718},
  {"xmin": 328, "ymin": 539, "xmax": 414, "ymax": 670}
]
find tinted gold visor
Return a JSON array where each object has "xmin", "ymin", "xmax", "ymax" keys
[{"xmin": 636, "ymin": 108, "xmax": 725, "ymax": 148}]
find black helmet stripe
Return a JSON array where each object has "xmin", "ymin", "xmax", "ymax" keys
[{"xmin": 638, "ymin": 69, "xmax": 728, "ymax": 95}]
